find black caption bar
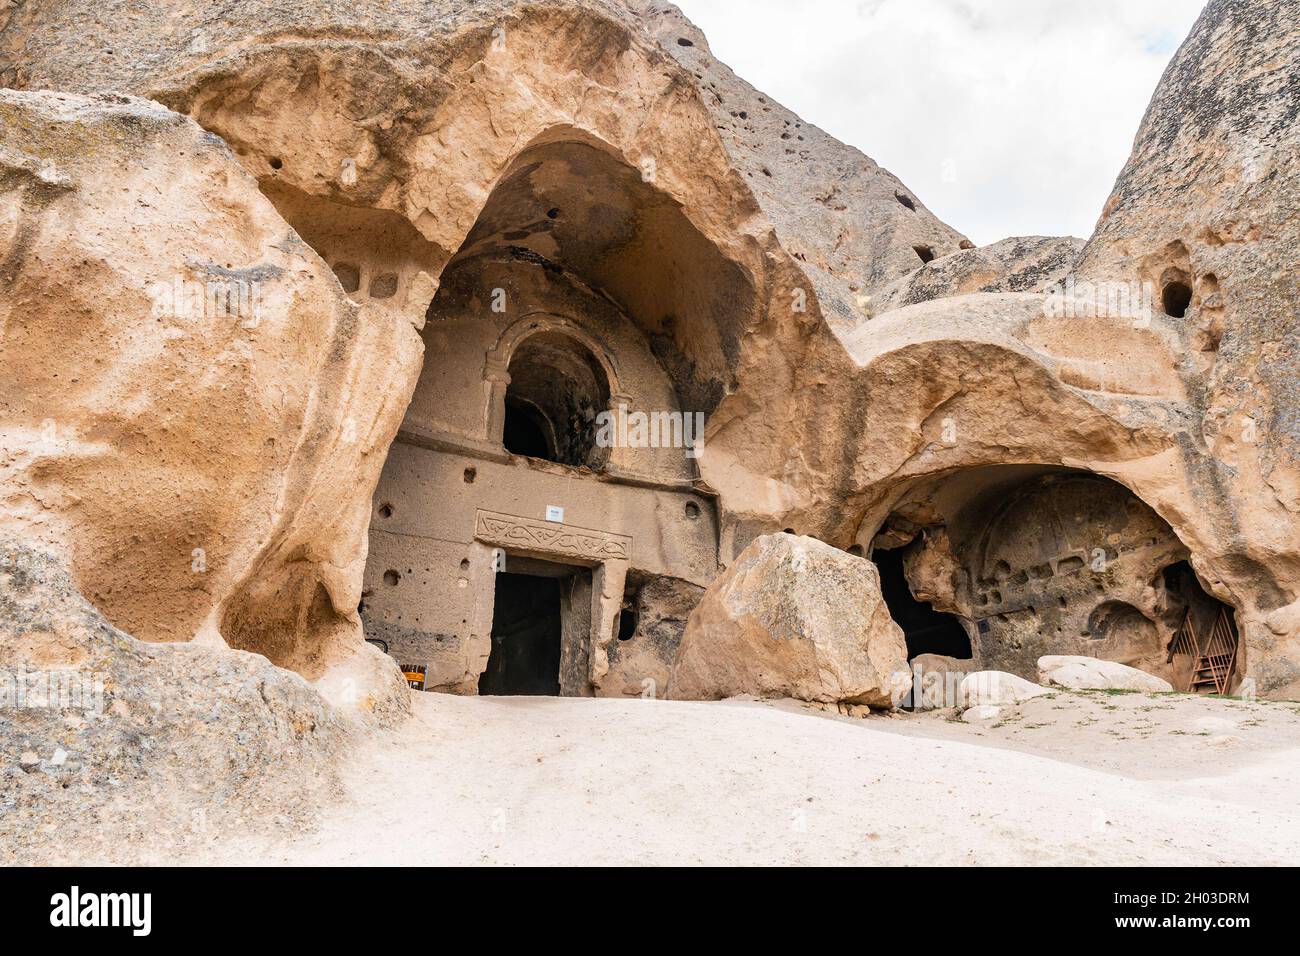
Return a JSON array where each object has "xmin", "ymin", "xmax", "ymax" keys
[{"xmin": 0, "ymin": 867, "xmax": 1273, "ymax": 942}]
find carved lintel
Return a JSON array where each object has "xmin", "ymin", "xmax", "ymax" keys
[{"xmin": 474, "ymin": 509, "xmax": 631, "ymax": 563}]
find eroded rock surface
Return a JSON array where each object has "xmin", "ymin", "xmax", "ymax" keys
[
  {"xmin": 668, "ymin": 534, "xmax": 910, "ymax": 708},
  {"xmin": 870, "ymin": 236, "xmax": 1084, "ymax": 315},
  {"xmin": 908, "ymin": 653, "xmax": 975, "ymax": 710},
  {"xmin": 0, "ymin": 541, "xmax": 396, "ymax": 864},
  {"xmin": 0, "ymin": 0, "xmax": 1296, "ymax": 718},
  {"xmin": 0, "ymin": 89, "xmax": 421, "ymax": 699}
]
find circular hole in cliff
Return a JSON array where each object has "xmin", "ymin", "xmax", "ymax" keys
[
  {"xmin": 546, "ymin": 207, "xmax": 560, "ymax": 219},
  {"xmin": 378, "ymin": 503, "xmax": 393, "ymax": 519},
  {"xmin": 1162, "ymin": 280, "xmax": 1192, "ymax": 318},
  {"xmin": 269, "ymin": 157, "xmax": 283, "ymax": 170},
  {"xmin": 459, "ymin": 558, "xmax": 470, "ymax": 572},
  {"xmin": 912, "ymin": 244, "xmax": 936, "ymax": 264},
  {"xmin": 383, "ymin": 570, "xmax": 401, "ymax": 587},
  {"xmin": 895, "ymin": 192, "xmax": 916, "ymax": 211},
  {"xmin": 677, "ymin": 37, "xmax": 694, "ymax": 46},
  {"xmin": 684, "ymin": 501, "xmax": 700, "ymax": 520},
  {"xmin": 463, "ymin": 467, "xmax": 477, "ymax": 483}
]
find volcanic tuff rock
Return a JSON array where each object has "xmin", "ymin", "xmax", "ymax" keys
[
  {"xmin": 909, "ymin": 653, "xmax": 975, "ymax": 710},
  {"xmin": 0, "ymin": 540, "xmax": 390, "ymax": 864},
  {"xmin": 667, "ymin": 534, "xmax": 911, "ymax": 708},
  {"xmin": 868, "ymin": 235, "xmax": 1086, "ymax": 315},
  {"xmin": 959, "ymin": 671, "xmax": 1052, "ymax": 708},
  {"xmin": 0, "ymin": 0, "xmax": 1297, "ymax": 708},
  {"xmin": 0, "ymin": 88, "xmax": 422, "ymax": 694},
  {"xmin": 1037, "ymin": 656, "xmax": 1175, "ymax": 694}
]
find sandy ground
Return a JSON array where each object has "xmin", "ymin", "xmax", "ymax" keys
[{"xmin": 199, "ymin": 688, "xmax": 1300, "ymax": 866}]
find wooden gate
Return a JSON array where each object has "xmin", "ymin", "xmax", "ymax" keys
[{"xmin": 1168, "ymin": 605, "xmax": 1239, "ymax": 694}]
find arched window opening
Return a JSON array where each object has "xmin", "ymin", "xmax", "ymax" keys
[{"xmin": 503, "ymin": 331, "xmax": 610, "ymax": 469}]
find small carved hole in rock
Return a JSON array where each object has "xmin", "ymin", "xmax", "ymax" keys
[
  {"xmin": 369, "ymin": 272, "xmax": 399, "ymax": 300},
  {"xmin": 463, "ymin": 467, "xmax": 476, "ymax": 483},
  {"xmin": 269, "ymin": 157, "xmax": 283, "ymax": 170},
  {"xmin": 332, "ymin": 262, "xmax": 361, "ymax": 294},
  {"xmin": 677, "ymin": 37, "xmax": 694, "ymax": 46},
  {"xmin": 913, "ymin": 244, "xmax": 935, "ymax": 264},
  {"xmin": 378, "ymin": 503, "xmax": 393, "ymax": 519},
  {"xmin": 783, "ymin": 527, "xmax": 796, "ymax": 534},
  {"xmin": 459, "ymin": 559, "xmax": 470, "ymax": 572},
  {"xmin": 895, "ymin": 191, "xmax": 916, "ymax": 211},
  {"xmin": 546, "ymin": 207, "xmax": 560, "ymax": 219},
  {"xmin": 383, "ymin": 570, "xmax": 401, "ymax": 587},
  {"xmin": 617, "ymin": 609, "xmax": 638, "ymax": 641},
  {"xmin": 1162, "ymin": 280, "xmax": 1192, "ymax": 318},
  {"xmin": 684, "ymin": 501, "xmax": 701, "ymax": 520}
]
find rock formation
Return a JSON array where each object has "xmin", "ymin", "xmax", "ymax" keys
[
  {"xmin": 0, "ymin": 0, "xmax": 1297, "ymax": 763},
  {"xmin": 667, "ymin": 534, "xmax": 910, "ymax": 707},
  {"xmin": 0, "ymin": 88, "xmax": 419, "ymax": 707},
  {"xmin": 959, "ymin": 671, "xmax": 1052, "ymax": 708},
  {"xmin": 0, "ymin": 539, "xmax": 364, "ymax": 863},
  {"xmin": 1038, "ymin": 656, "xmax": 1174, "ymax": 694}
]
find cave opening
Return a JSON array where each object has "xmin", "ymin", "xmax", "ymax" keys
[
  {"xmin": 874, "ymin": 546, "xmax": 972, "ymax": 660},
  {"xmin": 1161, "ymin": 560, "xmax": 1241, "ymax": 693},
  {"xmin": 502, "ymin": 330, "xmax": 610, "ymax": 468},
  {"xmin": 479, "ymin": 572, "xmax": 564, "ymax": 696},
  {"xmin": 1162, "ymin": 280, "xmax": 1192, "ymax": 318}
]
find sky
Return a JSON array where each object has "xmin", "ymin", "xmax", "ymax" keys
[{"xmin": 673, "ymin": 0, "xmax": 1208, "ymax": 245}]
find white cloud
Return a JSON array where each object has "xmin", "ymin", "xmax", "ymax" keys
[{"xmin": 674, "ymin": 0, "xmax": 1208, "ymax": 245}]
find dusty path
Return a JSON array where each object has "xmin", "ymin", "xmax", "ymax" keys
[{"xmin": 209, "ymin": 690, "xmax": 1300, "ymax": 866}]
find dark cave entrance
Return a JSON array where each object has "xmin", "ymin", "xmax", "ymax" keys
[
  {"xmin": 479, "ymin": 572, "xmax": 563, "ymax": 696},
  {"xmin": 874, "ymin": 546, "xmax": 972, "ymax": 660},
  {"xmin": 502, "ymin": 396, "xmax": 555, "ymax": 460},
  {"xmin": 502, "ymin": 331, "xmax": 610, "ymax": 469}
]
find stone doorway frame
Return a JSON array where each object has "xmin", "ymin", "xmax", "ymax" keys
[{"xmin": 469, "ymin": 508, "xmax": 630, "ymax": 695}]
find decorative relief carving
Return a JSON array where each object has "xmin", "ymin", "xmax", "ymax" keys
[{"xmin": 474, "ymin": 510, "xmax": 631, "ymax": 562}]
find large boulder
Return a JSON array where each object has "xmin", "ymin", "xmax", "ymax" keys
[
  {"xmin": 1038, "ymin": 656, "xmax": 1174, "ymax": 693},
  {"xmin": 667, "ymin": 534, "xmax": 910, "ymax": 708}
]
